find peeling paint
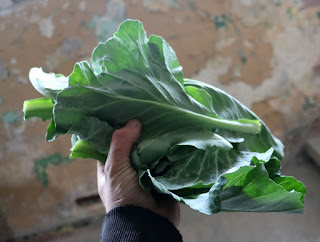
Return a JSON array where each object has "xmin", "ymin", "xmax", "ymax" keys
[
  {"xmin": 1, "ymin": 0, "xmax": 320, "ymax": 237},
  {"xmin": 243, "ymin": 40, "xmax": 253, "ymax": 49},
  {"xmin": 194, "ymin": 64, "xmax": 254, "ymax": 107},
  {"xmin": 35, "ymin": 135, "xmax": 42, "ymax": 141},
  {"xmin": 10, "ymin": 58, "xmax": 17, "ymax": 65},
  {"xmin": 90, "ymin": 0, "xmax": 127, "ymax": 41},
  {"xmin": 60, "ymin": 18, "xmax": 67, "ymax": 24},
  {"xmin": 143, "ymin": 0, "xmax": 184, "ymax": 12},
  {"xmin": 79, "ymin": 0, "xmax": 86, "ymax": 11},
  {"xmin": 1, "ymin": 111, "xmax": 20, "ymax": 124},
  {"xmin": 215, "ymin": 37, "xmax": 235, "ymax": 50},
  {"xmin": 89, "ymin": 16, "xmax": 98, "ymax": 29},
  {"xmin": 0, "ymin": 59, "xmax": 9, "ymax": 81},
  {"xmin": 0, "ymin": 0, "xmax": 48, "ymax": 17},
  {"xmin": 185, "ymin": 0, "xmax": 197, "ymax": 12},
  {"xmin": 272, "ymin": 26, "xmax": 320, "ymax": 84},
  {"xmin": 232, "ymin": 0, "xmax": 281, "ymax": 27},
  {"xmin": 45, "ymin": 37, "xmax": 82, "ymax": 71},
  {"xmin": 79, "ymin": 20, "xmax": 86, "ymax": 28},
  {"xmin": 193, "ymin": 56, "xmax": 232, "ymax": 85},
  {"xmin": 286, "ymin": 7, "xmax": 298, "ymax": 19},
  {"xmin": 212, "ymin": 14, "xmax": 232, "ymax": 30},
  {"xmin": 39, "ymin": 16, "xmax": 54, "ymax": 38},
  {"xmin": 303, "ymin": 96, "xmax": 316, "ymax": 110},
  {"xmin": 194, "ymin": 10, "xmax": 320, "ymax": 133},
  {"xmin": 60, "ymin": 37, "xmax": 82, "ymax": 56},
  {"xmin": 9, "ymin": 68, "xmax": 28, "ymax": 84},
  {"xmin": 16, "ymin": 76, "xmax": 28, "ymax": 84},
  {"xmin": 238, "ymin": 49, "xmax": 247, "ymax": 64},
  {"xmin": 34, "ymin": 153, "xmax": 71, "ymax": 187},
  {"xmin": 98, "ymin": 20, "xmax": 114, "ymax": 41},
  {"xmin": 233, "ymin": 65, "xmax": 242, "ymax": 77},
  {"xmin": 274, "ymin": 1, "xmax": 282, "ymax": 7}
]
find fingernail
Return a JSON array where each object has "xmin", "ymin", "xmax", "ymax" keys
[{"xmin": 126, "ymin": 119, "xmax": 139, "ymax": 127}]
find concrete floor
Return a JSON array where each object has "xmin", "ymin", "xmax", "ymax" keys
[{"xmin": 43, "ymin": 150, "xmax": 320, "ymax": 242}]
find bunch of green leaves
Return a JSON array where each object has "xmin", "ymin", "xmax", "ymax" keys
[{"xmin": 23, "ymin": 20, "xmax": 305, "ymax": 214}]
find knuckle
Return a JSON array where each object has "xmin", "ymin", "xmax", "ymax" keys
[
  {"xmin": 112, "ymin": 129, "xmax": 128, "ymax": 141},
  {"xmin": 105, "ymin": 163, "xmax": 120, "ymax": 178},
  {"xmin": 109, "ymin": 147, "xmax": 123, "ymax": 157},
  {"xmin": 105, "ymin": 161, "xmax": 129, "ymax": 177},
  {"xmin": 104, "ymin": 163, "xmax": 115, "ymax": 175}
]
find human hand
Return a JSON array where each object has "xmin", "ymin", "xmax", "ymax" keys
[{"xmin": 97, "ymin": 119, "xmax": 180, "ymax": 227}]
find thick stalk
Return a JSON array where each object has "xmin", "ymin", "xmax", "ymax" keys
[
  {"xmin": 70, "ymin": 139, "xmax": 107, "ymax": 162},
  {"xmin": 186, "ymin": 111, "xmax": 261, "ymax": 134},
  {"xmin": 23, "ymin": 98, "xmax": 54, "ymax": 121}
]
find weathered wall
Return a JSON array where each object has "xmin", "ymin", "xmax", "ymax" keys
[{"xmin": 0, "ymin": 0, "xmax": 319, "ymax": 239}]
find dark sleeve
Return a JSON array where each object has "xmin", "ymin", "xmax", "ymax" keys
[{"xmin": 100, "ymin": 205, "xmax": 182, "ymax": 242}]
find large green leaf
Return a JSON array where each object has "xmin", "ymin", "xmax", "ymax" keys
[
  {"xmin": 132, "ymin": 128, "xmax": 232, "ymax": 170},
  {"xmin": 146, "ymin": 155, "xmax": 303, "ymax": 214},
  {"xmin": 22, "ymin": 19, "xmax": 305, "ymax": 214},
  {"xmin": 184, "ymin": 79, "xmax": 284, "ymax": 159},
  {"xmin": 153, "ymin": 148, "xmax": 274, "ymax": 190},
  {"xmin": 184, "ymin": 162, "xmax": 304, "ymax": 214}
]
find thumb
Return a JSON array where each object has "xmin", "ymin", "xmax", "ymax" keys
[{"xmin": 105, "ymin": 119, "xmax": 141, "ymax": 171}]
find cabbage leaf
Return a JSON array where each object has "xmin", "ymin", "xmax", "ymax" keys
[{"xmin": 23, "ymin": 20, "xmax": 305, "ymax": 214}]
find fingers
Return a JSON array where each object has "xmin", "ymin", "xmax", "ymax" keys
[
  {"xmin": 97, "ymin": 160, "xmax": 105, "ymax": 180},
  {"xmin": 105, "ymin": 119, "xmax": 141, "ymax": 170}
]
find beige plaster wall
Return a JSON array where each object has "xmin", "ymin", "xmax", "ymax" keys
[{"xmin": 0, "ymin": 0, "xmax": 319, "ymax": 239}]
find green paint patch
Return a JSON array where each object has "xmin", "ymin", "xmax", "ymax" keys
[
  {"xmin": 303, "ymin": 96, "xmax": 316, "ymax": 110},
  {"xmin": 0, "ymin": 59, "xmax": 9, "ymax": 81},
  {"xmin": 167, "ymin": 0, "xmax": 184, "ymax": 10},
  {"xmin": 98, "ymin": 21, "xmax": 114, "ymax": 42},
  {"xmin": 79, "ymin": 20, "xmax": 87, "ymax": 28},
  {"xmin": 240, "ymin": 56, "xmax": 247, "ymax": 64},
  {"xmin": 1, "ymin": 111, "xmax": 19, "ymax": 124},
  {"xmin": 34, "ymin": 153, "xmax": 72, "ymax": 187},
  {"xmin": 0, "ymin": 97, "xmax": 3, "ymax": 105},
  {"xmin": 238, "ymin": 49, "xmax": 247, "ymax": 64},
  {"xmin": 212, "ymin": 14, "xmax": 232, "ymax": 30},
  {"xmin": 275, "ymin": 1, "xmax": 282, "ymax": 6},
  {"xmin": 89, "ymin": 16, "xmax": 98, "ymax": 29},
  {"xmin": 317, "ymin": 11, "xmax": 320, "ymax": 19},
  {"xmin": 89, "ymin": 16, "xmax": 124, "ymax": 41},
  {"xmin": 35, "ymin": 135, "xmax": 42, "ymax": 141},
  {"xmin": 286, "ymin": 7, "xmax": 296, "ymax": 19}
]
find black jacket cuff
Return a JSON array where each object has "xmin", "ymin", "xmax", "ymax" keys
[{"xmin": 100, "ymin": 205, "xmax": 182, "ymax": 242}]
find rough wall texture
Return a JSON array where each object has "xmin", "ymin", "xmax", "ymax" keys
[{"xmin": 0, "ymin": 0, "xmax": 319, "ymax": 239}]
